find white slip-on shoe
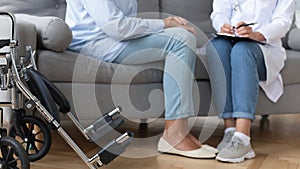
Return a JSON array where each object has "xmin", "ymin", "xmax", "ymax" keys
[
  {"xmin": 157, "ymin": 137, "xmax": 216, "ymax": 159},
  {"xmin": 202, "ymin": 145, "xmax": 219, "ymax": 154}
]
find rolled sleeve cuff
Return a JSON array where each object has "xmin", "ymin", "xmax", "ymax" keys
[
  {"xmin": 212, "ymin": 17, "xmax": 230, "ymax": 32},
  {"xmin": 258, "ymin": 27, "xmax": 274, "ymax": 44},
  {"xmin": 146, "ymin": 19, "xmax": 165, "ymax": 34},
  {"xmin": 258, "ymin": 22, "xmax": 289, "ymax": 44}
]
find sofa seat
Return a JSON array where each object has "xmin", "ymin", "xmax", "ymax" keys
[
  {"xmin": 37, "ymin": 50, "xmax": 209, "ymax": 84},
  {"xmin": 37, "ymin": 49, "xmax": 300, "ymax": 86}
]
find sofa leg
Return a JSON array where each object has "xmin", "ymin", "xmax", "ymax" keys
[
  {"xmin": 260, "ymin": 115, "xmax": 270, "ymax": 130},
  {"xmin": 138, "ymin": 119, "xmax": 148, "ymax": 137},
  {"xmin": 140, "ymin": 119, "xmax": 147, "ymax": 124}
]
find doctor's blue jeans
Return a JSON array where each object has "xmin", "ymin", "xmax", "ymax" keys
[
  {"xmin": 113, "ymin": 28, "xmax": 197, "ymax": 120},
  {"xmin": 206, "ymin": 37, "xmax": 266, "ymax": 120}
]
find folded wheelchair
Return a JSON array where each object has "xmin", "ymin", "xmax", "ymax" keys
[{"xmin": 0, "ymin": 12, "xmax": 133, "ymax": 169}]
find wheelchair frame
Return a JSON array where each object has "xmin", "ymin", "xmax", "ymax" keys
[{"xmin": 0, "ymin": 12, "xmax": 133, "ymax": 169}]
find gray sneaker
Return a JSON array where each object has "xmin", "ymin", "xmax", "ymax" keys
[
  {"xmin": 216, "ymin": 136, "xmax": 256, "ymax": 163},
  {"xmin": 217, "ymin": 130, "xmax": 234, "ymax": 151}
]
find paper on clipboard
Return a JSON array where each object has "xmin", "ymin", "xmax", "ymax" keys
[{"xmin": 215, "ymin": 32, "xmax": 266, "ymax": 45}]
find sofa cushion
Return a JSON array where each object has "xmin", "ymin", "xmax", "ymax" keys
[
  {"xmin": 137, "ymin": 0, "xmax": 160, "ymax": 13},
  {"xmin": 38, "ymin": 50, "xmax": 164, "ymax": 84},
  {"xmin": 281, "ymin": 50, "xmax": 300, "ymax": 85},
  {"xmin": 37, "ymin": 50, "xmax": 209, "ymax": 84},
  {"xmin": 160, "ymin": 0, "xmax": 215, "ymax": 37},
  {"xmin": 15, "ymin": 14, "xmax": 72, "ymax": 52},
  {"xmin": 287, "ymin": 28, "xmax": 300, "ymax": 51},
  {"xmin": 0, "ymin": 0, "xmax": 66, "ymax": 19}
]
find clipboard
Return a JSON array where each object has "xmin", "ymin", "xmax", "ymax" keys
[{"xmin": 215, "ymin": 32, "xmax": 266, "ymax": 45}]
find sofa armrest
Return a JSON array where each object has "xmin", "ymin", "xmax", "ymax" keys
[
  {"xmin": 0, "ymin": 16, "xmax": 37, "ymax": 56},
  {"xmin": 15, "ymin": 14, "xmax": 72, "ymax": 52},
  {"xmin": 17, "ymin": 19, "xmax": 38, "ymax": 57},
  {"xmin": 288, "ymin": 28, "xmax": 300, "ymax": 51}
]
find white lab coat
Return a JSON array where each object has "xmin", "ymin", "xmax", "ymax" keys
[{"xmin": 211, "ymin": 0, "xmax": 296, "ymax": 102}]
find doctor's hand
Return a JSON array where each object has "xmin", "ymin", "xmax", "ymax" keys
[
  {"xmin": 221, "ymin": 23, "xmax": 234, "ymax": 34},
  {"xmin": 235, "ymin": 21, "xmax": 266, "ymax": 42},
  {"xmin": 163, "ymin": 16, "xmax": 197, "ymax": 36}
]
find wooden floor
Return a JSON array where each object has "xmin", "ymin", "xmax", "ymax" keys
[{"xmin": 30, "ymin": 114, "xmax": 300, "ymax": 169}]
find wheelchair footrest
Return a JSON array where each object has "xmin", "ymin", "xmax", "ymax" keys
[
  {"xmin": 98, "ymin": 131, "xmax": 133, "ymax": 165},
  {"xmin": 84, "ymin": 107, "xmax": 124, "ymax": 142}
]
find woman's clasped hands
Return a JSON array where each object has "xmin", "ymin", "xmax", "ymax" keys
[{"xmin": 163, "ymin": 16, "xmax": 197, "ymax": 35}]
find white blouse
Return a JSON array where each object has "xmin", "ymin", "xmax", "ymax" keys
[
  {"xmin": 65, "ymin": 0, "xmax": 164, "ymax": 62},
  {"xmin": 211, "ymin": 0, "xmax": 296, "ymax": 102}
]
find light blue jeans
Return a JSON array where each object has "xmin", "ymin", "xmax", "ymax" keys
[
  {"xmin": 113, "ymin": 27, "xmax": 197, "ymax": 120},
  {"xmin": 206, "ymin": 37, "xmax": 266, "ymax": 120}
]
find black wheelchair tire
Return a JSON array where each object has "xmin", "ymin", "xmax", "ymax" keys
[
  {"xmin": 9, "ymin": 116, "xmax": 51, "ymax": 162},
  {"xmin": 0, "ymin": 136, "xmax": 30, "ymax": 169}
]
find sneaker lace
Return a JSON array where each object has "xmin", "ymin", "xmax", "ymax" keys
[
  {"xmin": 228, "ymin": 138, "xmax": 242, "ymax": 151},
  {"xmin": 224, "ymin": 132, "xmax": 233, "ymax": 143}
]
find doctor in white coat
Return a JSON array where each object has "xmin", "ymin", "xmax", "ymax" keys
[{"xmin": 206, "ymin": 0, "xmax": 295, "ymax": 163}]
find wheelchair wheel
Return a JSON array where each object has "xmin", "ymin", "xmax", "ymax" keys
[
  {"xmin": 9, "ymin": 116, "xmax": 51, "ymax": 162},
  {"xmin": 0, "ymin": 136, "xmax": 30, "ymax": 169}
]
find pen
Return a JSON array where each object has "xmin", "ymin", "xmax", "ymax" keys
[{"xmin": 234, "ymin": 22, "xmax": 257, "ymax": 29}]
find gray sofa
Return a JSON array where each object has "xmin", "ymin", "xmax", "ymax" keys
[{"xmin": 1, "ymin": 0, "xmax": 300, "ymax": 126}]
